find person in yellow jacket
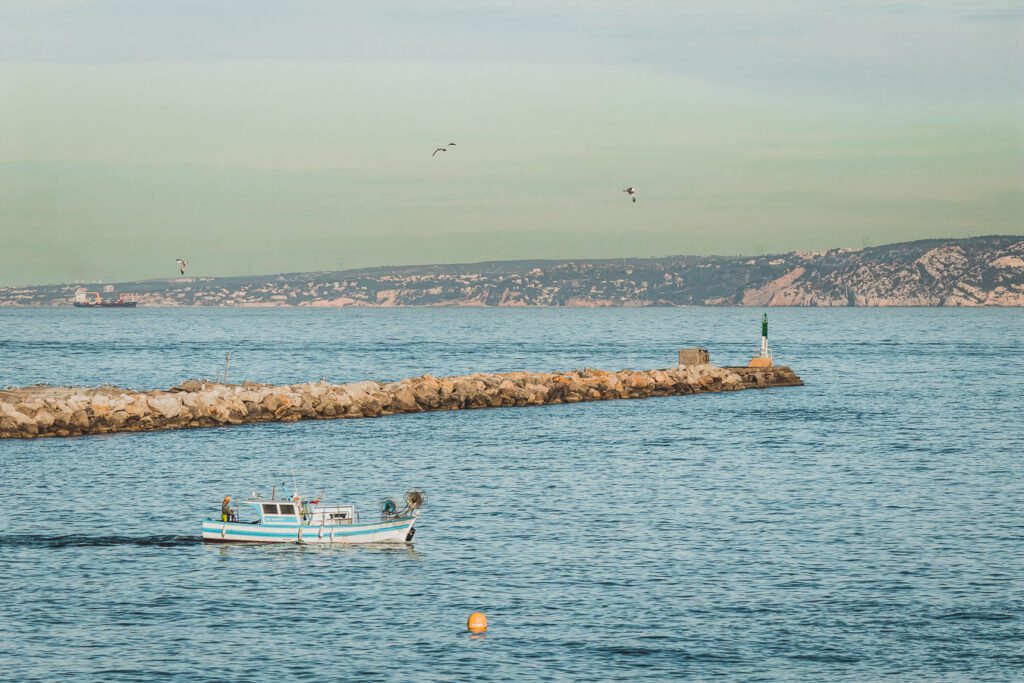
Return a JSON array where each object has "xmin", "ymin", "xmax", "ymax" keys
[{"xmin": 221, "ymin": 496, "xmax": 235, "ymax": 522}]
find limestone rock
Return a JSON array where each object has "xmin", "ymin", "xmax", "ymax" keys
[
  {"xmin": 90, "ymin": 394, "xmax": 112, "ymax": 416},
  {"xmin": 391, "ymin": 386, "xmax": 420, "ymax": 412},
  {"xmin": 147, "ymin": 395, "xmax": 181, "ymax": 419}
]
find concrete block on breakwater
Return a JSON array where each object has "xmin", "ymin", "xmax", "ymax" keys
[{"xmin": 0, "ymin": 364, "xmax": 802, "ymax": 439}]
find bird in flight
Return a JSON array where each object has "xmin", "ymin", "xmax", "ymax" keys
[
  {"xmin": 432, "ymin": 143, "xmax": 456, "ymax": 157},
  {"xmin": 623, "ymin": 187, "xmax": 637, "ymax": 203},
  {"xmin": 176, "ymin": 258, "xmax": 187, "ymax": 275}
]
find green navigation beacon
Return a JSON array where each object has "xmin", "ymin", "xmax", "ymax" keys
[{"xmin": 760, "ymin": 313, "xmax": 769, "ymax": 358}]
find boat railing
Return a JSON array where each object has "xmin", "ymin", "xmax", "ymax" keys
[{"xmin": 303, "ymin": 509, "xmax": 360, "ymax": 526}]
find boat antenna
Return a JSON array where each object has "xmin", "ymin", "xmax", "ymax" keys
[{"xmin": 291, "ymin": 467, "xmax": 299, "ymax": 500}]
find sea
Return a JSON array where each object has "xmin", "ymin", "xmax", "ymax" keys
[{"xmin": 0, "ymin": 307, "xmax": 1021, "ymax": 682}]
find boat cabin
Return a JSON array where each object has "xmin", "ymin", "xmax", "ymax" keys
[{"xmin": 254, "ymin": 501, "xmax": 300, "ymax": 524}]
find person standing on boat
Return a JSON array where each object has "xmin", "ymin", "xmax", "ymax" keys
[{"xmin": 221, "ymin": 496, "xmax": 235, "ymax": 522}]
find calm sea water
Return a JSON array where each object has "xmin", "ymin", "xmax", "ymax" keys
[{"xmin": 1, "ymin": 308, "xmax": 1022, "ymax": 681}]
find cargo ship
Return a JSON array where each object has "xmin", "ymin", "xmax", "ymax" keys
[{"xmin": 73, "ymin": 288, "xmax": 138, "ymax": 308}]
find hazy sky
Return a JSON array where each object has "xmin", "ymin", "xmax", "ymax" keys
[{"xmin": 1, "ymin": 1, "xmax": 1022, "ymax": 285}]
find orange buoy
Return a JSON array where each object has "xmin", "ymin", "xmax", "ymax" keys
[{"xmin": 467, "ymin": 611, "xmax": 488, "ymax": 633}]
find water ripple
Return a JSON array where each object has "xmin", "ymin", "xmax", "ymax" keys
[{"xmin": 1, "ymin": 307, "xmax": 1022, "ymax": 681}]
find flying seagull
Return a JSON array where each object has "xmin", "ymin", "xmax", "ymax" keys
[
  {"xmin": 432, "ymin": 142, "xmax": 456, "ymax": 157},
  {"xmin": 623, "ymin": 187, "xmax": 637, "ymax": 203},
  {"xmin": 176, "ymin": 258, "xmax": 187, "ymax": 275}
]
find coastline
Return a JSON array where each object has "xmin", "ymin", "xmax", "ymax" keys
[
  {"xmin": 3, "ymin": 236, "xmax": 1021, "ymax": 308},
  {"xmin": 2, "ymin": 302, "xmax": 1022, "ymax": 308}
]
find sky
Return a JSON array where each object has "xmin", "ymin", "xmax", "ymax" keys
[{"xmin": 1, "ymin": 1, "xmax": 1022, "ymax": 286}]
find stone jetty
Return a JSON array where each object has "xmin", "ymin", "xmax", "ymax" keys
[{"xmin": 0, "ymin": 364, "xmax": 802, "ymax": 439}]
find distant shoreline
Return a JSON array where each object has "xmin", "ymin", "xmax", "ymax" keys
[
  {"xmin": 2, "ymin": 303, "xmax": 1023, "ymax": 309},
  {"xmin": 2, "ymin": 235, "xmax": 1021, "ymax": 307}
]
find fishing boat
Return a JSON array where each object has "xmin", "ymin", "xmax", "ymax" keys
[{"xmin": 201, "ymin": 488, "xmax": 425, "ymax": 544}]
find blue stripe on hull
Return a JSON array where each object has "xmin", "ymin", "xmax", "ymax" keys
[
  {"xmin": 203, "ymin": 518, "xmax": 411, "ymax": 530},
  {"xmin": 201, "ymin": 520, "xmax": 413, "ymax": 541}
]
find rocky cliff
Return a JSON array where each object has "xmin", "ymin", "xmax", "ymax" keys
[
  {"xmin": 2, "ymin": 236, "xmax": 1021, "ymax": 307},
  {"xmin": 0, "ymin": 364, "xmax": 802, "ymax": 438}
]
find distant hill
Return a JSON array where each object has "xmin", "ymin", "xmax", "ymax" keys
[{"xmin": 2, "ymin": 236, "xmax": 1022, "ymax": 307}]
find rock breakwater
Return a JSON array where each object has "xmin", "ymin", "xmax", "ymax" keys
[{"xmin": 1, "ymin": 364, "xmax": 802, "ymax": 439}]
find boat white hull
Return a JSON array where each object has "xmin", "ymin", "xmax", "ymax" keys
[{"xmin": 201, "ymin": 516, "xmax": 417, "ymax": 544}]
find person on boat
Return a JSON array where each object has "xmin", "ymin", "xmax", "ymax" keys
[{"xmin": 221, "ymin": 496, "xmax": 236, "ymax": 522}]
